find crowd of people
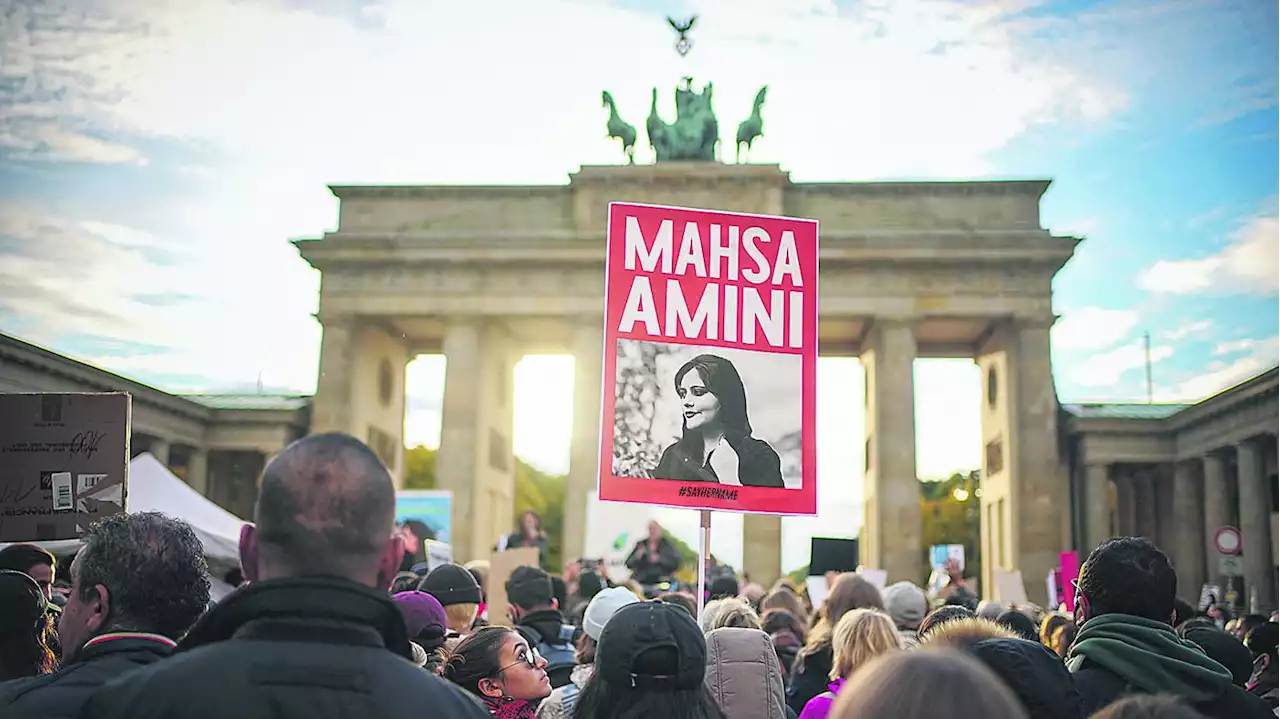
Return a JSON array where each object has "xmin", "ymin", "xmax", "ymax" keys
[{"xmin": 0, "ymin": 431, "xmax": 1276, "ymax": 719}]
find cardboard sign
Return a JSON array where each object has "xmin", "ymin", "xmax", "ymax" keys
[
  {"xmin": 0, "ymin": 393, "xmax": 130, "ymax": 542},
  {"xmin": 487, "ymin": 547, "xmax": 540, "ymax": 628},
  {"xmin": 599, "ymin": 202, "xmax": 819, "ymax": 515},
  {"xmin": 993, "ymin": 568, "xmax": 1028, "ymax": 606}
]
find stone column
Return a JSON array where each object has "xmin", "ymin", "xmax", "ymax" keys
[
  {"xmin": 310, "ymin": 316, "xmax": 357, "ymax": 434},
  {"xmin": 436, "ymin": 319, "xmax": 517, "ymax": 564},
  {"xmin": 1116, "ymin": 471, "xmax": 1138, "ymax": 537},
  {"xmin": 149, "ymin": 438, "xmax": 171, "ymax": 467},
  {"xmin": 187, "ymin": 448, "xmax": 209, "ymax": 497},
  {"xmin": 1084, "ymin": 463, "xmax": 1112, "ymax": 553},
  {"xmin": 1134, "ymin": 471, "xmax": 1159, "ymax": 541},
  {"xmin": 743, "ymin": 515, "xmax": 783, "ymax": 587},
  {"xmin": 1172, "ymin": 460, "xmax": 1206, "ymax": 603},
  {"xmin": 976, "ymin": 318, "xmax": 1065, "ymax": 606},
  {"xmin": 1202, "ymin": 453, "xmax": 1229, "ymax": 590},
  {"xmin": 861, "ymin": 320, "xmax": 920, "ymax": 583},
  {"xmin": 1237, "ymin": 438, "xmax": 1275, "ymax": 612},
  {"xmin": 563, "ymin": 320, "xmax": 604, "ymax": 566}
]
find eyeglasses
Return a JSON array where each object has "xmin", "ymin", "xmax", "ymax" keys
[{"xmin": 497, "ymin": 646, "xmax": 543, "ymax": 674}]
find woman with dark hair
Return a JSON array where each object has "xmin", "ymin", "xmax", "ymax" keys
[
  {"xmin": 502, "ymin": 511, "xmax": 549, "ymax": 568},
  {"xmin": 573, "ymin": 601, "xmax": 727, "ymax": 719},
  {"xmin": 653, "ymin": 354, "xmax": 783, "ymax": 487},
  {"xmin": 0, "ymin": 570, "xmax": 57, "ymax": 681},
  {"xmin": 442, "ymin": 625, "xmax": 552, "ymax": 718},
  {"xmin": 786, "ymin": 573, "xmax": 884, "ymax": 714}
]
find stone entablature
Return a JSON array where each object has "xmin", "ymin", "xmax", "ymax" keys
[
  {"xmin": 0, "ymin": 332, "xmax": 310, "ymax": 495},
  {"xmin": 1066, "ymin": 368, "xmax": 1280, "ymax": 464}
]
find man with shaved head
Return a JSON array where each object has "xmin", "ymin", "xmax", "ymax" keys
[{"xmin": 84, "ymin": 433, "xmax": 489, "ymax": 719}]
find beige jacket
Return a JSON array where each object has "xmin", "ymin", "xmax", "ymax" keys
[{"xmin": 704, "ymin": 627, "xmax": 788, "ymax": 719}]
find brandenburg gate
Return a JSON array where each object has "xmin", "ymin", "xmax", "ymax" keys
[{"xmin": 296, "ymin": 160, "xmax": 1080, "ymax": 601}]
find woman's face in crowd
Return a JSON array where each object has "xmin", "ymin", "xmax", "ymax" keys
[
  {"xmin": 522, "ymin": 512, "xmax": 538, "ymax": 534},
  {"xmin": 678, "ymin": 370, "xmax": 720, "ymax": 432},
  {"xmin": 491, "ymin": 633, "xmax": 551, "ymax": 701}
]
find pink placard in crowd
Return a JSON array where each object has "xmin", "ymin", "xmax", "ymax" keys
[
  {"xmin": 1060, "ymin": 550, "xmax": 1081, "ymax": 612},
  {"xmin": 598, "ymin": 202, "xmax": 819, "ymax": 515}
]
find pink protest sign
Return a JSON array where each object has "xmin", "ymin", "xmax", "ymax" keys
[
  {"xmin": 598, "ymin": 202, "xmax": 819, "ymax": 515},
  {"xmin": 1060, "ymin": 550, "xmax": 1081, "ymax": 612}
]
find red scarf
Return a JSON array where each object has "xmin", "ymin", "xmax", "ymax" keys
[{"xmin": 482, "ymin": 696, "xmax": 537, "ymax": 719}]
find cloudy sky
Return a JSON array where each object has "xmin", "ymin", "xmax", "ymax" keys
[{"xmin": 2, "ymin": 0, "xmax": 1276, "ymax": 569}]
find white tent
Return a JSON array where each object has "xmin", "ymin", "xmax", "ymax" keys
[{"xmin": 1, "ymin": 452, "xmax": 246, "ymax": 572}]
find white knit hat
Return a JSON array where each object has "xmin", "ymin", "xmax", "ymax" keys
[{"xmin": 583, "ymin": 586, "xmax": 641, "ymax": 641}]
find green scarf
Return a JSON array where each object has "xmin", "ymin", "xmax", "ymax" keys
[{"xmin": 1066, "ymin": 614, "xmax": 1233, "ymax": 702}]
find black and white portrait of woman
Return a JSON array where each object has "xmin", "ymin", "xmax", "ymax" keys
[{"xmin": 612, "ymin": 340, "xmax": 803, "ymax": 489}]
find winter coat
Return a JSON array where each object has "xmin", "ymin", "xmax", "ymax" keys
[
  {"xmin": 786, "ymin": 643, "xmax": 832, "ymax": 715},
  {"xmin": 79, "ymin": 577, "xmax": 489, "ymax": 719},
  {"xmin": 797, "ymin": 678, "xmax": 843, "ymax": 719},
  {"xmin": 1067, "ymin": 613, "xmax": 1274, "ymax": 719},
  {"xmin": 0, "ymin": 633, "xmax": 174, "ymax": 718},
  {"xmin": 705, "ymin": 627, "xmax": 788, "ymax": 719}
]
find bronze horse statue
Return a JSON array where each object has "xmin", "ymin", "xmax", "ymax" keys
[
  {"xmin": 602, "ymin": 91, "xmax": 637, "ymax": 164},
  {"xmin": 735, "ymin": 85, "xmax": 767, "ymax": 163}
]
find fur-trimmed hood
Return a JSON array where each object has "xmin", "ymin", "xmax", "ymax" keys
[{"xmin": 920, "ymin": 617, "xmax": 1017, "ymax": 651}]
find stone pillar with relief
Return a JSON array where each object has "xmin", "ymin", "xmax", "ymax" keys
[
  {"xmin": 976, "ymin": 318, "xmax": 1067, "ymax": 605},
  {"xmin": 311, "ymin": 315, "xmax": 410, "ymax": 483},
  {"xmin": 1237, "ymin": 438, "xmax": 1275, "ymax": 612},
  {"xmin": 861, "ymin": 319, "xmax": 921, "ymax": 584},
  {"xmin": 564, "ymin": 320, "xmax": 604, "ymax": 566},
  {"xmin": 436, "ymin": 319, "xmax": 517, "ymax": 564}
]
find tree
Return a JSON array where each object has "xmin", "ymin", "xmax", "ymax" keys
[
  {"xmin": 403, "ymin": 445, "xmax": 437, "ymax": 490},
  {"xmin": 920, "ymin": 470, "xmax": 982, "ymax": 586}
]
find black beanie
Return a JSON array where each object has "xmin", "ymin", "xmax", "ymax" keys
[{"xmin": 419, "ymin": 564, "xmax": 483, "ymax": 606}]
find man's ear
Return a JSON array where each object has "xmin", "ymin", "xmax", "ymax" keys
[
  {"xmin": 239, "ymin": 524, "xmax": 260, "ymax": 583},
  {"xmin": 80, "ymin": 582, "xmax": 111, "ymax": 636},
  {"xmin": 376, "ymin": 534, "xmax": 405, "ymax": 589}
]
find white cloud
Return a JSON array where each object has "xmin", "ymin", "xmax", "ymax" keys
[
  {"xmin": 1160, "ymin": 319, "xmax": 1211, "ymax": 341},
  {"xmin": 1214, "ymin": 338, "xmax": 1261, "ymax": 356},
  {"xmin": 0, "ymin": 201, "xmax": 320, "ymax": 392},
  {"xmin": 1138, "ymin": 210, "xmax": 1280, "ymax": 296},
  {"xmin": 1156, "ymin": 335, "xmax": 1279, "ymax": 402},
  {"xmin": 1069, "ymin": 338, "xmax": 1175, "ymax": 388},
  {"xmin": 1052, "ymin": 306, "xmax": 1141, "ymax": 350},
  {"xmin": 0, "ymin": 0, "xmax": 1126, "ymax": 183}
]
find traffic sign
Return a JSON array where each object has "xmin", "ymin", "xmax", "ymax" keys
[
  {"xmin": 1214, "ymin": 526, "xmax": 1242, "ymax": 555},
  {"xmin": 1219, "ymin": 555, "xmax": 1244, "ymax": 577}
]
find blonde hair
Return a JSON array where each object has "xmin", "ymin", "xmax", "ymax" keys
[
  {"xmin": 830, "ymin": 608, "xmax": 902, "ymax": 680},
  {"xmin": 444, "ymin": 603, "xmax": 479, "ymax": 633},
  {"xmin": 702, "ymin": 597, "xmax": 762, "ymax": 633}
]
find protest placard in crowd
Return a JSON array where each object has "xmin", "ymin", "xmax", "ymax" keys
[{"xmin": 599, "ymin": 202, "xmax": 818, "ymax": 516}]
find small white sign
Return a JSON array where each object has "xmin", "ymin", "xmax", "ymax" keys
[
  {"xmin": 51, "ymin": 472, "xmax": 73, "ymax": 511},
  {"xmin": 1219, "ymin": 555, "xmax": 1244, "ymax": 577},
  {"xmin": 77, "ymin": 473, "xmax": 107, "ymax": 494}
]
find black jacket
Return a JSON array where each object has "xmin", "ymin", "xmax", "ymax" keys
[
  {"xmin": 1072, "ymin": 656, "xmax": 1274, "ymax": 719},
  {"xmin": 625, "ymin": 538, "xmax": 682, "ymax": 585},
  {"xmin": 78, "ymin": 577, "xmax": 489, "ymax": 719},
  {"xmin": 0, "ymin": 633, "xmax": 174, "ymax": 718},
  {"xmin": 785, "ymin": 643, "xmax": 832, "ymax": 715},
  {"xmin": 654, "ymin": 436, "xmax": 784, "ymax": 488}
]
